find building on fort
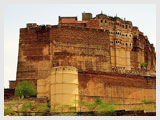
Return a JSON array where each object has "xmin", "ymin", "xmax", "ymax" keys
[{"xmin": 8, "ymin": 12, "xmax": 156, "ymax": 110}]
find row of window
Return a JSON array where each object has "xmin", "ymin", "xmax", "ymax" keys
[
  {"xmin": 109, "ymin": 31, "xmax": 132, "ymax": 37},
  {"xmin": 100, "ymin": 19, "xmax": 132, "ymax": 29},
  {"xmin": 111, "ymin": 41, "xmax": 132, "ymax": 47}
]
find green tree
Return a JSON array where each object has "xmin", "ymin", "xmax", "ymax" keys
[{"xmin": 15, "ymin": 81, "xmax": 36, "ymax": 99}]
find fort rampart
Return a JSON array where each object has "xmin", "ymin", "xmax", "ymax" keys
[{"xmin": 7, "ymin": 13, "xmax": 156, "ymax": 107}]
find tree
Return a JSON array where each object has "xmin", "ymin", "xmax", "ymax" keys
[{"xmin": 15, "ymin": 81, "xmax": 36, "ymax": 99}]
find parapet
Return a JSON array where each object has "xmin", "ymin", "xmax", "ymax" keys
[
  {"xmin": 50, "ymin": 66, "xmax": 78, "ymax": 75},
  {"xmin": 59, "ymin": 16, "xmax": 78, "ymax": 23},
  {"xmin": 52, "ymin": 25, "xmax": 109, "ymax": 33},
  {"xmin": 26, "ymin": 23, "xmax": 37, "ymax": 28}
]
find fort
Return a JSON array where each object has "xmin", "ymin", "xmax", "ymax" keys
[{"xmin": 8, "ymin": 12, "xmax": 156, "ymax": 110}]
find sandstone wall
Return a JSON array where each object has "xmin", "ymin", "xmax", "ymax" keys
[
  {"xmin": 50, "ymin": 26, "xmax": 111, "ymax": 73},
  {"xmin": 15, "ymin": 25, "xmax": 111, "ymax": 89},
  {"xmin": 37, "ymin": 66, "xmax": 79, "ymax": 108},
  {"xmin": 92, "ymin": 15, "xmax": 133, "ymax": 70},
  {"xmin": 15, "ymin": 25, "xmax": 52, "ymax": 88},
  {"xmin": 78, "ymin": 72, "xmax": 156, "ymax": 104},
  {"xmin": 57, "ymin": 14, "xmax": 156, "ymax": 72},
  {"xmin": 131, "ymin": 30, "xmax": 156, "ymax": 71}
]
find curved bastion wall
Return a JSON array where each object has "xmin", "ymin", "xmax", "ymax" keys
[{"xmin": 37, "ymin": 66, "xmax": 79, "ymax": 108}]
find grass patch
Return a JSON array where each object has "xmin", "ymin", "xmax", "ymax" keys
[
  {"xmin": 4, "ymin": 108, "xmax": 15, "ymax": 116},
  {"xmin": 141, "ymin": 100, "xmax": 156, "ymax": 104}
]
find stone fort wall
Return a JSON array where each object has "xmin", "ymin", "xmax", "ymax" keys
[
  {"xmin": 9, "ymin": 21, "xmax": 156, "ymax": 105},
  {"xmin": 12, "ymin": 25, "xmax": 111, "ymax": 88},
  {"xmin": 59, "ymin": 13, "xmax": 156, "ymax": 72},
  {"xmin": 79, "ymin": 72, "xmax": 155, "ymax": 104}
]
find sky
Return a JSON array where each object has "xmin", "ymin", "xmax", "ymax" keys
[{"xmin": 4, "ymin": 4, "xmax": 156, "ymax": 88}]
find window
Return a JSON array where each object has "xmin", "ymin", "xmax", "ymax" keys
[
  {"xmin": 101, "ymin": 20, "xmax": 103, "ymax": 23},
  {"xmin": 126, "ymin": 43, "xmax": 128, "ymax": 46}
]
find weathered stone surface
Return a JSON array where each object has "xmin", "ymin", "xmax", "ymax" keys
[
  {"xmin": 37, "ymin": 66, "xmax": 79, "ymax": 108},
  {"xmin": 15, "ymin": 25, "xmax": 111, "ymax": 88},
  {"xmin": 79, "ymin": 72, "xmax": 156, "ymax": 104}
]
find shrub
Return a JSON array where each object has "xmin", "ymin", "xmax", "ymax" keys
[
  {"xmin": 4, "ymin": 108, "xmax": 15, "ymax": 116},
  {"xmin": 36, "ymin": 103, "xmax": 49, "ymax": 112},
  {"xmin": 97, "ymin": 103, "xmax": 115, "ymax": 113},
  {"xmin": 15, "ymin": 81, "xmax": 36, "ymax": 99},
  {"xmin": 80, "ymin": 97, "xmax": 115, "ymax": 114},
  {"xmin": 20, "ymin": 102, "xmax": 32, "ymax": 112},
  {"xmin": 140, "ymin": 62, "xmax": 148, "ymax": 68}
]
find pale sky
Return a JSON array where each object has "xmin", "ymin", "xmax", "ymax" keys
[{"xmin": 4, "ymin": 4, "xmax": 156, "ymax": 88}]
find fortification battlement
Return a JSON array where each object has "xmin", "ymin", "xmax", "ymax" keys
[
  {"xmin": 25, "ymin": 23, "xmax": 109, "ymax": 33},
  {"xmin": 26, "ymin": 23, "xmax": 37, "ymax": 28}
]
